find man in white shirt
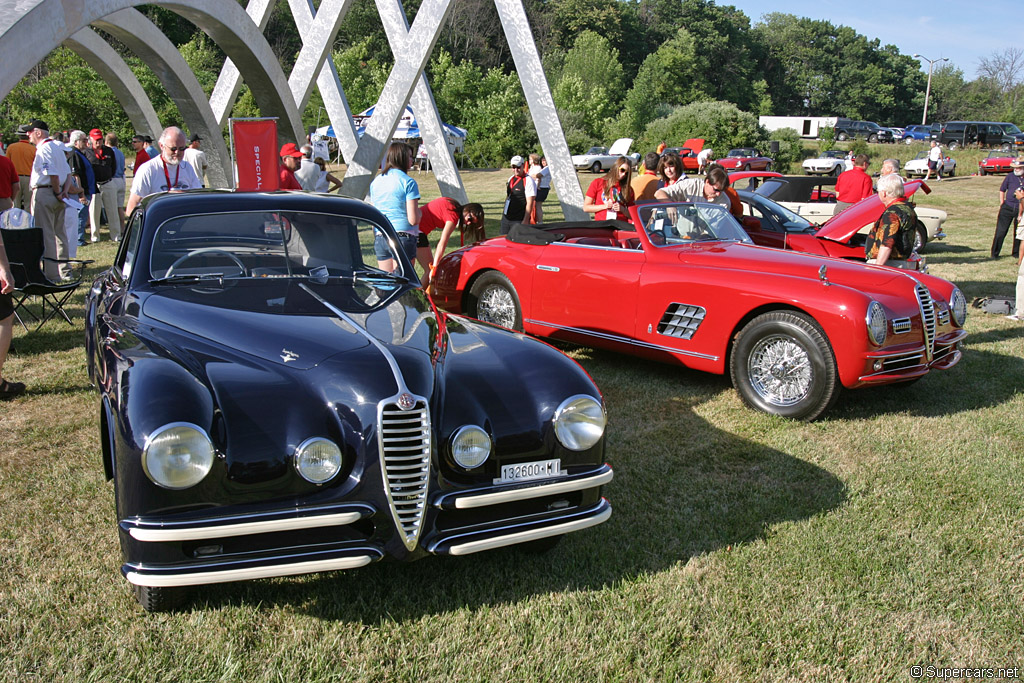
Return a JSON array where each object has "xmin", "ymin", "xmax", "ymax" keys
[
  {"xmin": 654, "ymin": 166, "xmax": 731, "ymax": 208},
  {"xmin": 126, "ymin": 127, "xmax": 203, "ymax": 215},
  {"xmin": 26, "ymin": 119, "xmax": 72, "ymax": 280},
  {"xmin": 182, "ymin": 133, "xmax": 208, "ymax": 187},
  {"xmin": 697, "ymin": 147, "xmax": 714, "ymax": 175},
  {"xmin": 294, "ymin": 144, "xmax": 319, "ymax": 191}
]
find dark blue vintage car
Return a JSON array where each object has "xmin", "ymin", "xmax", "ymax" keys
[{"xmin": 85, "ymin": 191, "xmax": 612, "ymax": 611}]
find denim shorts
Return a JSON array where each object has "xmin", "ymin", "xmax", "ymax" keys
[{"xmin": 374, "ymin": 231, "xmax": 418, "ymax": 261}]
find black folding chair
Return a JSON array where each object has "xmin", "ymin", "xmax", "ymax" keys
[{"xmin": 0, "ymin": 226, "xmax": 93, "ymax": 332}]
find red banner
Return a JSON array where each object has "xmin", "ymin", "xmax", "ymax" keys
[{"xmin": 232, "ymin": 119, "xmax": 278, "ymax": 191}]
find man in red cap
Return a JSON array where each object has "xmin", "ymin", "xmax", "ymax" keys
[
  {"xmin": 84, "ymin": 128, "xmax": 118, "ymax": 242},
  {"xmin": 279, "ymin": 143, "xmax": 303, "ymax": 190}
]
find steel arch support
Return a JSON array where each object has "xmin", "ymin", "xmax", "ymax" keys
[{"xmin": 63, "ymin": 27, "xmax": 162, "ymax": 138}]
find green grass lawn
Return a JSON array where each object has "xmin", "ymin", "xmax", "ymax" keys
[{"xmin": 1, "ymin": 168, "xmax": 1022, "ymax": 682}]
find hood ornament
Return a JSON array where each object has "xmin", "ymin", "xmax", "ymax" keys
[
  {"xmin": 397, "ymin": 393, "xmax": 416, "ymax": 410},
  {"xmin": 281, "ymin": 348, "xmax": 299, "ymax": 363}
]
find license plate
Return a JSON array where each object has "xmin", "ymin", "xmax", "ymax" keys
[{"xmin": 496, "ymin": 458, "xmax": 564, "ymax": 485}]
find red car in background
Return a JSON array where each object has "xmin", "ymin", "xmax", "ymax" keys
[
  {"xmin": 714, "ymin": 148, "xmax": 774, "ymax": 172},
  {"xmin": 978, "ymin": 150, "xmax": 1016, "ymax": 175},
  {"xmin": 664, "ymin": 138, "xmax": 705, "ymax": 173},
  {"xmin": 431, "ymin": 201, "xmax": 967, "ymax": 421}
]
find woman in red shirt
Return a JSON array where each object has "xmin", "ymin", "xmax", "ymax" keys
[
  {"xmin": 417, "ymin": 197, "xmax": 486, "ymax": 286},
  {"xmin": 583, "ymin": 157, "xmax": 635, "ymax": 222}
]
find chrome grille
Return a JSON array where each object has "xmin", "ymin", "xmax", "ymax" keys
[
  {"xmin": 915, "ymin": 284, "xmax": 936, "ymax": 361},
  {"xmin": 657, "ymin": 303, "xmax": 706, "ymax": 339},
  {"xmin": 378, "ymin": 399, "xmax": 431, "ymax": 551},
  {"xmin": 892, "ymin": 318, "xmax": 912, "ymax": 334}
]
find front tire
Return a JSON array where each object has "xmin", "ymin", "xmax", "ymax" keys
[
  {"xmin": 979, "ymin": 166, "xmax": 988, "ymax": 176},
  {"xmin": 134, "ymin": 584, "xmax": 190, "ymax": 612},
  {"xmin": 837, "ymin": 132, "xmax": 848, "ymax": 141},
  {"xmin": 914, "ymin": 222, "xmax": 928, "ymax": 252},
  {"xmin": 832, "ymin": 165, "xmax": 842, "ymax": 177},
  {"xmin": 948, "ymin": 140, "xmax": 959, "ymax": 150},
  {"xmin": 868, "ymin": 134, "xmax": 878, "ymax": 143},
  {"xmin": 730, "ymin": 311, "xmax": 840, "ymax": 421},
  {"xmin": 904, "ymin": 137, "xmax": 914, "ymax": 145},
  {"xmin": 467, "ymin": 271, "xmax": 523, "ymax": 331},
  {"xmin": 590, "ymin": 161, "xmax": 601, "ymax": 173},
  {"xmin": 764, "ymin": 162, "xmax": 773, "ymax": 172}
]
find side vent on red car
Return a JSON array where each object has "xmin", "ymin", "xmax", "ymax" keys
[{"xmin": 656, "ymin": 303, "xmax": 706, "ymax": 340}]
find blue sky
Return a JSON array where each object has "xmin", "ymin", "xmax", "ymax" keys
[{"xmin": 725, "ymin": 0, "xmax": 1018, "ymax": 77}]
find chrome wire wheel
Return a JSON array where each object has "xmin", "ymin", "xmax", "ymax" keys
[
  {"xmin": 746, "ymin": 333, "xmax": 813, "ymax": 406},
  {"xmin": 477, "ymin": 284, "xmax": 517, "ymax": 328},
  {"xmin": 730, "ymin": 311, "xmax": 839, "ymax": 421},
  {"xmin": 467, "ymin": 271, "xmax": 523, "ymax": 331}
]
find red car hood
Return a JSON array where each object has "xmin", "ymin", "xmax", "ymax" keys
[
  {"xmin": 814, "ymin": 180, "xmax": 929, "ymax": 243},
  {"xmin": 684, "ymin": 138, "xmax": 704, "ymax": 153},
  {"xmin": 674, "ymin": 241, "xmax": 911, "ymax": 289}
]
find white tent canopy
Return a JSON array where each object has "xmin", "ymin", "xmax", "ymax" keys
[{"xmin": 315, "ymin": 105, "xmax": 467, "ymax": 157}]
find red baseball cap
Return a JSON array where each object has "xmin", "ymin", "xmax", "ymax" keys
[
  {"xmin": 89, "ymin": 128, "xmax": 103, "ymax": 140},
  {"xmin": 280, "ymin": 143, "xmax": 303, "ymax": 158}
]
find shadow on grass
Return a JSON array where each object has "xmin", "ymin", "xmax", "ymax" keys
[{"xmin": 188, "ymin": 349, "xmax": 848, "ymax": 620}]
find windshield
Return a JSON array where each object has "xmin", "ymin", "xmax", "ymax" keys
[
  {"xmin": 727, "ymin": 149, "xmax": 752, "ymax": 157},
  {"xmin": 748, "ymin": 195, "xmax": 814, "ymax": 232},
  {"xmin": 822, "ymin": 151, "xmax": 843, "ymax": 159},
  {"xmin": 148, "ymin": 210, "xmax": 405, "ymax": 282},
  {"xmin": 1002, "ymin": 123, "xmax": 1022, "ymax": 135},
  {"xmin": 637, "ymin": 202, "xmax": 752, "ymax": 246}
]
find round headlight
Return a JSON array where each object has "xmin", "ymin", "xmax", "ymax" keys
[
  {"xmin": 950, "ymin": 287, "xmax": 967, "ymax": 327},
  {"xmin": 553, "ymin": 395, "xmax": 606, "ymax": 451},
  {"xmin": 450, "ymin": 425, "xmax": 491, "ymax": 469},
  {"xmin": 294, "ymin": 437, "xmax": 343, "ymax": 484},
  {"xmin": 866, "ymin": 301, "xmax": 887, "ymax": 346},
  {"xmin": 142, "ymin": 423, "xmax": 215, "ymax": 490}
]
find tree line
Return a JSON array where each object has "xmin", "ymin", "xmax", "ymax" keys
[{"xmin": 2, "ymin": 0, "xmax": 1022, "ymax": 168}]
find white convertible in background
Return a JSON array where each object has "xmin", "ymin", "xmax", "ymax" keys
[
  {"xmin": 902, "ymin": 150, "xmax": 957, "ymax": 178},
  {"xmin": 572, "ymin": 138, "xmax": 634, "ymax": 173}
]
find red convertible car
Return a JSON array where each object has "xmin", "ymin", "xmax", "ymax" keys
[
  {"xmin": 978, "ymin": 150, "xmax": 1016, "ymax": 175},
  {"xmin": 432, "ymin": 201, "xmax": 967, "ymax": 421},
  {"xmin": 715, "ymin": 148, "xmax": 774, "ymax": 172}
]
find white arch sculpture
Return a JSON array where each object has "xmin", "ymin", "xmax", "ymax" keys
[{"xmin": 0, "ymin": 0, "xmax": 586, "ymax": 217}]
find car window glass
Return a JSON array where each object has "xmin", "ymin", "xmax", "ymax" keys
[
  {"xmin": 753, "ymin": 179, "xmax": 787, "ymax": 197},
  {"xmin": 638, "ymin": 203, "xmax": 752, "ymax": 245},
  {"xmin": 147, "ymin": 210, "xmax": 400, "ymax": 280},
  {"xmin": 119, "ymin": 212, "xmax": 144, "ymax": 281}
]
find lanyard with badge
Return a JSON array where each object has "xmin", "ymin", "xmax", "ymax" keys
[{"xmin": 162, "ymin": 158, "xmax": 180, "ymax": 191}]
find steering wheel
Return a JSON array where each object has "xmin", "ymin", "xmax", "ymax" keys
[
  {"xmin": 165, "ymin": 248, "xmax": 247, "ymax": 278},
  {"xmin": 646, "ymin": 229, "xmax": 666, "ymax": 246}
]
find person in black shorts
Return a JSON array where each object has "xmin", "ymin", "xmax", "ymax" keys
[{"xmin": 0, "ymin": 228, "xmax": 26, "ymax": 399}]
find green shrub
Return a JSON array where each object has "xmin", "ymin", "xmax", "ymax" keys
[
  {"xmin": 818, "ymin": 126, "xmax": 836, "ymax": 153},
  {"xmin": 767, "ymin": 128, "xmax": 802, "ymax": 173}
]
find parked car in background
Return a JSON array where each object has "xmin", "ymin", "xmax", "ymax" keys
[
  {"xmin": 901, "ymin": 125, "xmax": 933, "ymax": 144},
  {"xmin": 664, "ymin": 138, "xmax": 705, "ymax": 173},
  {"xmin": 714, "ymin": 148, "xmax": 774, "ymax": 171},
  {"xmin": 734, "ymin": 190, "xmax": 926, "ymax": 270},
  {"xmin": 978, "ymin": 150, "xmax": 1017, "ymax": 175},
  {"xmin": 432, "ymin": 203, "xmax": 967, "ymax": 422},
  {"xmin": 802, "ymin": 150, "xmax": 848, "ymax": 175},
  {"xmin": 886, "ymin": 127, "xmax": 905, "ymax": 140},
  {"xmin": 572, "ymin": 138, "xmax": 634, "ymax": 172},
  {"xmin": 935, "ymin": 121, "xmax": 1024, "ymax": 150},
  {"xmin": 903, "ymin": 150, "xmax": 957, "ymax": 178},
  {"xmin": 730, "ymin": 171, "xmax": 948, "ymax": 251},
  {"xmin": 86, "ymin": 191, "xmax": 614, "ymax": 611},
  {"xmin": 834, "ymin": 119, "xmax": 894, "ymax": 143}
]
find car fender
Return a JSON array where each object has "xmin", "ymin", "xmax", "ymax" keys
[{"xmin": 437, "ymin": 314, "xmax": 605, "ymax": 468}]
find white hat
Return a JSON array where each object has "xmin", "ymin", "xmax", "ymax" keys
[{"xmin": 510, "ymin": 155, "xmax": 524, "ymax": 167}]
